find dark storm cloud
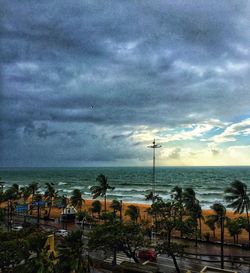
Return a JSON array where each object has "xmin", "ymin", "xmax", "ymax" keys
[{"xmin": 0, "ymin": 0, "xmax": 250, "ymax": 166}]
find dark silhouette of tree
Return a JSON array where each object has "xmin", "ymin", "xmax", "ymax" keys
[
  {"xmin": 88, "ymin": 221, "xmax": 144, "ymax": 264},
  {"xmin": 226, "ymin": 218, "xmax": 242, "ymax": 244},
  {"xmin": 28, "ymin": 182, "xmax": 39, "ymax": 215},
  {"xmin": 90, "ymin": 174, "xmax": 115, "ymax": 211},
  {"xmin": 91, "ymin": 200, "xmax": 102, "ymax": 219},
  {"xmin": 110, "ymin": 199, "xmax": 122, "ymax": 221},
  {"xmin": 20, "ymin": 186, "xmax": 32, "ymax": 203},
  {"xmin": 207, "ymin": 203, "xmax": 227, "ymax": 269},
  {"xmin": 28, "ymin": 182, "xmax": 39, "ymax": 196},
  {"xmin": 125, "ymin": 205, "xmax": 140, "ymax": 223},
  {"xmin": 224, "ymin": 180, "xmax": 250, "ymax": 243},
  {"xmin": 57, "ymin": 230, "xmax": 87, "ymax": 273},
  {"xmin": 44, "ymin": 182, "xmax": 57, "ymax": 219},
  {"xmin": 171, "ymin": 186, "xmax": 185, "ymax": 237},
  {"xmin": 4, "ymin": 183, "xmax": 20, "ymax": 201},
  {"xmin": 190, "ymin": 202, "xmax": 203, "ymax": 244},
  {"xmin": 205, "ymin": 218, "xmax": 216, "ymax": 239},
  {"xmin": 70, "ymin": 189, "xmax": 84, "ymax": 211},
  {"xmin": 183, "ymin": 187, "xmax": 197, "ymax": 211}
]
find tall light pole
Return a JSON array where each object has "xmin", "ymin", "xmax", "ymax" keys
[{"xmin": 147, "ymin": 139, "xmax": 161, "ymax": 202}]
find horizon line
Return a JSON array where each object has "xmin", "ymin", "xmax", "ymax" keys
[{"xmin": 0, "ymin": 165, "xmax": 250, "ymax": 169}]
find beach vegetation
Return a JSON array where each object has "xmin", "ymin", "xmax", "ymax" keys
[
  {"xmin": 77, "ymin": 210, "xmax": 94, "ymax": 224},
  {"xmin": 3, "ymin": 183, "xmax": 20, "ymax": 201},
  {"xmin": 207, "ymin": 203, "xmax": 227, "ymax": 269},
  {"xmin": 125, "ymin": 204, "xmax": 140, "ymax": 223},
  {"xmin": 100, "ymin": 211, "xmax": 115, "ymax": 222},
  {"xmin": 90, "ymin": 200, "xmax": 102, "ymax": 219},
  {"xmin": 90, "ymin": 174, "xmax": 115, "ymax": 212},
  {"xmin": 224, "ymin": 180, "xmax": 250, "ymax": 243},
  {"xmin": 171, "ymin": 186, "xmax": 185, "ymax": 227},
  {"xmin": 70, "ymin": 189, "xmax": 84, "ymax": 211},
  {"xmin": 28, "ymin": 182, "xmax": 39, "ymax": 215},
  {"xmin": 28, "ymin": 181, "xmax": 39, "ymax": 196},
  {"xmin": 226, "ymin": 218, "xmax": 242, "ymax": 244},
  {"xmin": 20, "ymin": 186, "xmax": 32, "ymax": 203},
  {"xmin": 44, "ymin": 182, "xmax": 57, "ymax": 219},
  {"xmin": 110, "ymin": 199, "xmax": 122, "ymax": 221},
  {"xmin": 205, "ymin": 218, "xmax": 216, "ymax": 239}
]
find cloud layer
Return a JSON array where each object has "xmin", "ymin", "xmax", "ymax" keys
[{"xmin": 1, "ymin": 1, "xmax": 250, "ymax": 166}]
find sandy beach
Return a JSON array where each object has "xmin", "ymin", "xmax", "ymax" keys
[
  {"xmin": 50, "ymin": 199, "xmax": 249, "ymax": 244},
  {"xmin": 1, "ymin": 198, "xmax": 248, "ymax": 243}
]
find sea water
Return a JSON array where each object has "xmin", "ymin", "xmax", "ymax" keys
[{"xmin": 1, "ymin": 166, "xmax": 250, "ymax": 208}]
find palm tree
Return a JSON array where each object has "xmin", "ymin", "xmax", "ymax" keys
[
  {"xmin": 224, "ymin": 180, "xmax": 250, "ymax": 243},
  {"xmin": 20, "ymin": 186, "xmax": 32, "ymax": 203},
  {"xmin": 183, "ymin": 187, "xmax": 203, "ymax": 243},
  {"xmin": 61, "ymin": 195, "xmax": 68, "ymax": 209},
  {"xmin": 145, "ymin": 191, "xmax": 161, "ymax": 203},
  {"xmin": 90, "ymin": 174, "xmax": 115, "ymax": 211},
  {"xmin": 28, "ymin": 182, "xmax": 39, "ymax": 215},
  {"xmin": 226, "ymin": 218, "xmax": 242, "ymax": 244},
  {"xmin": 57, "ymin": 230, "xmax": 87, "ymax": 273},
  {"xmin": 205, "ymin": 219, "xmax": 216, "ymax": 239},
  {"xmin": 125, "ymin": 205, "xmax": 140, "ymax": 223},
  {"xmin": 0, "ymin": 179, "xmax": 4, "ymax": 205},
  {"xmin": 91, "ymin": 200, "xmax": 102, "ymax": 219},
  {"xmin": 11, "ymin": 183, "xmax": 21, "ymax": 199},
  {"xmin": 28, "ymin": 182, "xmax": 39, "ymax": 196},
  {"xmin": 110, "ymin": 199, "xmax": 122, "ymax": 221},
  {"xmin": 190, "ymin": 202, "xmax": 203, "ymax": 245},
  {"xmin": 207, "ymin": 203, "xmax": 227, "ymax": 269},
  {"xmin": 44, "ymin": 182, "xmax": 57, "ymax": 219},
  {"xmin": 171, "ymin": 186, "xmax": 185, "ymax": 237},
  {"xmin": 4, "ymin": 183, "xmax": 20, "ymax": 201},
  {"xmin": 33, "ymin": 193, "xmax": 43, "ymax": 226},
  {"xmin": 70, "ymin": 189, "xmax": 84, "ymax": 211},
  {"xmin": 183, "ymin": 187, "xmax": 197, "ymax": 211},
  {"xmin": 0, "ymin": 177, "xmax": 4, "ymax": 193}
]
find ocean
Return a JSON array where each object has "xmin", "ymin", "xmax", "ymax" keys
[{"xmin": 1, "ymin": 166, "xmax": 250, "ymax": 208}]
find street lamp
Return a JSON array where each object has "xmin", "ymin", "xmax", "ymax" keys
[{"xmin": 147, "ymin": 139, "xmax": 161, "ymax": 203}]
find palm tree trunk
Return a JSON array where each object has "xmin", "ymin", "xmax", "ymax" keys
[
  {"xmin": 120, "ymin": 207, "xmax": 122, "ymax": 223},
  {"xmin": 104, "ymin": 194, "xmax": 107, "ymax": 212},
  {"xmin": 37, "ymin": 204, "xmax": 40, "ymax": 226},
  {"xmin": 195, "ymin": 224, "xmax": 198, "ymax": 247},
  {"xmin": 112, "ymin": 247, "xmax": 117, "ymax": 266},
  {"xmin": 47, "ymin": 199, "xmax": 52, "ymax": 219},
  {"xmin": 168, "ymin": 229, "xmax": 171, "ymax": 246},
  {"xmin": 199, "ymin": 217, "xmax": 202, "ymax": 239},
  {"xmin": 170, "ymin": 253, "xmax": 181, "ymax": 273},
  {"xmin": 180, "ymin": 213, "xmax": 183, "ymax": 238},
  {"xmin": 246, "ymin": 204, "xmax": 250, "ymax": 244},
  {"xmin": 220, "ymin": 219, "xmax": 224, "ymax": 269}
]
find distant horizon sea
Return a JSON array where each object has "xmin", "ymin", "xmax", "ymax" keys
[{"xmin": 1, "ymin": 166, "xmax": 250, "ymax": 208}]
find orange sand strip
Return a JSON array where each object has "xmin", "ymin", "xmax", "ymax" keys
[{"xmin": 1, "ymin": 199, "xmax": 249, "ymax": 243}]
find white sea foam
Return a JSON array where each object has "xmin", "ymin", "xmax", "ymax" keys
[{"xmin": 58, "ymin": 182, "xmax": 67, "ymax": 186}]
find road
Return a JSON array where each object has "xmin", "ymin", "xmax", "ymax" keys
[{"xmin": 9, "ymin": 214, "xmax": 250, "ymax": 272}]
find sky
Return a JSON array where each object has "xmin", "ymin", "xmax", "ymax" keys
[{"xmin": 0, "ymin": 0, "xmax": 250, "ymax": 167}]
